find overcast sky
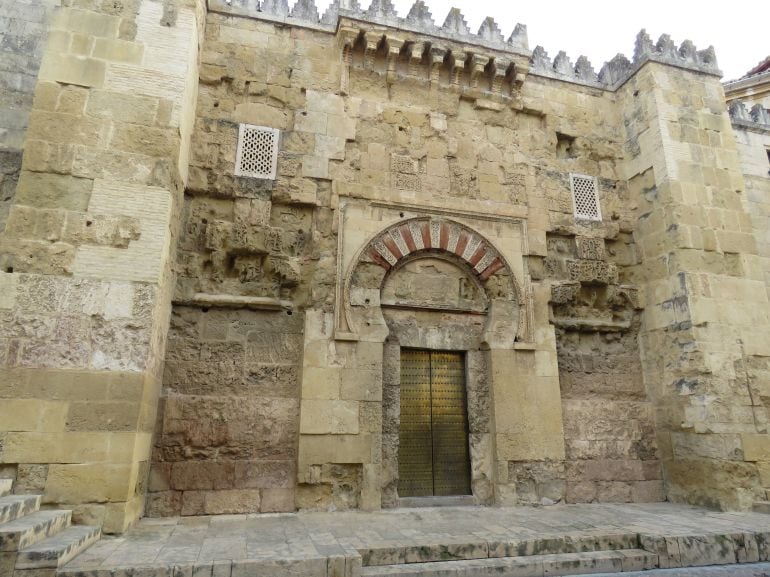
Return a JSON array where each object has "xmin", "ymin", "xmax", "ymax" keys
[{"xmin": 311, "ymin": 0, "xmax": 766, "ymax": 82}]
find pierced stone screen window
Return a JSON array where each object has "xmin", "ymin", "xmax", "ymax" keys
[
  {"xmin": 570, "ymin": 173, "xmax": 602, "ymax": 221},
  {"xmin": 235, "ymin": 124, "xmax": 280, "ymax": 180}
]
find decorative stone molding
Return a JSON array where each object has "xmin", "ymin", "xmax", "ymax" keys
[
  {"xmin": 334, "ymin": 21, "xmax": 527, "ymax": 98},
  {"xmin": 173, "ymin": 293, "xmax": 293, "ymax": 311},
  {"xmin": 729, "ymin": 100, "xmax": 770, "ymax": 133},
  {"xmin": 340, "ymin": 217, "xmax": 530, "ymax": 345},
  {"xmin": 365, "ymin": 219, "xmax": 508, "ymax": 281}
]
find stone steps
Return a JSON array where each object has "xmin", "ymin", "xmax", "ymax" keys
[
  {"xmin": 0, "ymin": 510, "xmax": 72, "ymax": 552},
  {"xmin": 359, "ymin": 532, "xmax": 657, "ymax": 577},
  {"xmin": 0, "ymin": 495, "xmax": 43, "ymax": 524},
  {"xmin": 361, "ymin": 532, "xmax": 640, "ymax": 566},
  {"xmin": 16, "ymin": 525, "xmax": 101, "ymax": 570},
  {"xmin": 362, "ymin": 549, "xmax": 658, "ymax": 577},
  {"xmin": 0, "ymin": 482, "xmax": 101, "ymax": 577}
]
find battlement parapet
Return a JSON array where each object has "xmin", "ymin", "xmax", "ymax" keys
[
  {"xmin": 531, "ymin": 29, "xmax": 720, "ymax": 91},
  {"xmin": 208, "ymin": 0, "xmax": 530, "ymax": 55},
  {"xmin": 729, "ymin": 100, "xmax": 770, "ymax": 132},
  {"xmin": 207, "ymin": 1, "xmax": 722, "ymax": 92}
]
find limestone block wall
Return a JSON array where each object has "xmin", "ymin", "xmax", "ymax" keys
[
  {"xmin": 0, "ymin": 0, "xmax": 203, "ymax": 533},
  {"xmin": 148, "ymin": 5, "xmax": 677, "ymax": 514},
  {"xmin": 546, "ymin": 232, "xmax": 664, "ymax": 504},
  {"xmin": 147, "ymin": 307, "xmax": 302, "ymax": 516},
  {"xmin": 526, "ymin": 72, "xmax": 663, "ymax": 505},
  {"xmin": 148, "ymin": 12, "xmax": 341, "ymax": 516},
  {"xmin": 734, "ymin": 120, "xmax": 770, "ymax": 497},
  {"xmin": 621, "ymin": 63, "xmax": 770, "ymax": 510},
  {"xmin": 0, "ymin": 0, "xmax": 59, "ymax": 231},
  {"xmin": 734, "ymin": 125, "xmax": 770, "ymax": 295}
]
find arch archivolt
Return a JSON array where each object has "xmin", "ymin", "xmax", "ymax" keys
[{"xmin": 341, "ymin": 216, "xmax": 530, "ymax": 345}]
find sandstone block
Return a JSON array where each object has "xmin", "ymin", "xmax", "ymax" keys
[
  {"xmin": 340, "ymin": 369, "xmax": 382, "ymax": 402},
  {"xmin": 56, "ymin": 86, "xmax": 89, "ymax": 115},
  {"xmin": 632, "ymin": 480, "xmax": 665, "ymax": 502},
  {"xmin": 300, "ymin": 400, "xmax": 359, "ymax": 435},
  {"xmin": 326, "ymin": 115, "xmax": 356, "ymax": 140},
  {"xmin": 299, "ymin": 434, "xmax": 372, "ymax": 466},
  {"xmin": 295, "ymin": 111, "xmax": 327, "ymax": 134},
  {"xmin": 233, "ymin": 102, "xmax": 290, "ymax": 129},
  {"xmin": 306, "ymin": 90, "xmax": 344, "ymax": 116},
  {"xmin": 203, "ymin": 489, "xmax": 260, "ymax": 514},
  {"xmin": 0, "ymin": 272, "xmax": 19, "ymax": 309},
  {"xmin": 218, "ymin": 26, "xmax": 268, "ymax": 48},
  {"xmin": 144, "ymin": 491, "xmax": 182, "ymax": 517},
  {"xmin": 234, "ymin": 460, "xmax": 294, "ymax": 489},
  {"xmin": 54, "ymin": 8, "xmax": 120, "ymax": 38},
  {"xmin": 315, "ymin": 135, "xmax": 346, "ymax": 161},
  {"xmin": 260, "ymin": 488, "xmax": 295, "ymax": 512},
  {"xmin": 86, "ymin": 90, "xmax": 159, "ymax": 125},
  {"xmin": 1, "ymin": 431, "xmax": 111, "ymax": 464},
  {"xmin": 38, "ymin": 53, "xmax": 106, "ymax": 88},
  {"xmin": 0, "ymin": 399, "xmax": 67, "ymax": 433},
  {"xmin": 70, "ymin": 32, "xmax": 95, "ymax": 56},
  {"xmin": 302, "ymin": 156, "xmax": 329, "ymax": 179},
  {"xmin": 110, "ymin": 124, "xmax": 179, "ymax": 157},
  {"xmin": 45, "ymin": 463, "xmax": 133, "ymax": 503},
  {"xmin": 302, "ymin": 367, "xmax": 341, "ymax": 399},
  {"xmin": 743, "ymin": 434, "xmax": 770, "ymax": 462},
  {"xmin": 13, "ymin": 172, "xmax": 93, "ymax": 211},
  {"xmin": 92, "ymin": 38, "xmax": 144, "ymax": 64},
  {"xmin": 65, "ymin": 401, "xmax": 140, "ymax": 432}
]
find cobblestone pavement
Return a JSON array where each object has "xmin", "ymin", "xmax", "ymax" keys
[{"xmin": 61, "ymin": 503, "xmax": 770, "ymax": 575}]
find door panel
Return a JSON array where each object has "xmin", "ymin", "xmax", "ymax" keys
[
  {"xmin": 398, "ymin": 350, "xmax": 434, "ymax": 497},
  {"xmin": 398, "ymin": 349, "xmax": 471, "ymax": 498},
  {"xmin": 430, "ymin": 352, "xmax": 472, "ymax": 496}
]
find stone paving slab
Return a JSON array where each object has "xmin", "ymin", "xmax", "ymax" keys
[
  {"xmin": 59, "ymin": 503, "xmax": 770, "ymax": 577},
  {"xmin": 570, "ymin": 563, "xmax": 770, "ymax": 576}
]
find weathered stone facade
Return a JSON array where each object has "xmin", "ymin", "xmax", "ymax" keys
[{"xmin": 1, "ymin": 0, "xmax": 770, "ymax": 532}]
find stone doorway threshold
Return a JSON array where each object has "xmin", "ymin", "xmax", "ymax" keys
[
  {"xmin": 59, "ymin": 503, "xmax": 770, "ymax": 577},
  {"xmin": 398, "ymin": 495, "xmax": 477, "ymax": 508}
]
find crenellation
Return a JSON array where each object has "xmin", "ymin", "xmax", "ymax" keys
[
  {"xmin": 262, "ymin": 0, "xmax": 290, "ymax": 17},
  {"xmin": 729, "ymin": 100, "xmax": 770, "ymax": 131},
  {"xmin": 289, "ymin": 0, "xmax": 320, "ymax": 21},
  {"xmin": 405, "ymin": 0, "xmax": 435, "ymax": 29},
  {"xmin": 553, "ymin": 51, "xmax": 573, "ymax": 76},
  {"xmin": 574, "ymin": 56, "xmax": 598, "ymax": 83},
  {"xmin": 477, "ymin": 16, "xmax": 504, "ymax": 45},
  {"xmin": 598, "ymin": 54, "xmax": 633, "ymax": 87},
  {"xmin": 508, "ymin": 23, "xmax": 529, "ymax": 52},
  {"xmin": 440, "ymin": 7, "xmax": 470, "ymax": 37},
  {"xmin": 365, "ymin": 0, "xmax": 398, "ymax": 21}
]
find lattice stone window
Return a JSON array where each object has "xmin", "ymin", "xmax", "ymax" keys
[
  {"xmin": 235, "ymin": 124, "xmax": 280, "ymax": 180},
  {"xmin": 570, "ymin": 173, "xmax": 602, "ymax": 222}
]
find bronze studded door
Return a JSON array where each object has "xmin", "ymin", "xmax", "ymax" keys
[{"xmin": 398, "ymin": 349, "xmax": 472, "ymax": 497}]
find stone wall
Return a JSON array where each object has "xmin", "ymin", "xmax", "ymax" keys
[
  {"xmin": 546, "ymin": 231, "xmax": 664, "ymax": 504},
  {"xmin": 620, "ymin": 62, "xmax": 770, "ymax": 510},
  {"xmin": 0, "ymin": 0, "xmax": 58, "ymax": 231},
  {"xmin": 3, "ymin": 0, "xmax": 768, "ymax": 529},
  {"xmin": 0, "ymin": 0, "xmax": 204, "ymax": 533},
  {"xmin": 147, "ymin": 307, "xmax": 301, "ymax": 516},
  {"xmin": 734, "ymin": 118, "xmax": 770, "ymax": 500},
  {"xmin": 147, "ymin": 5, "xmax": 677, "ymax": 514},
  {"xmin": 734, "ymin": 125, "xmax": 770, "ymax": 295}
]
